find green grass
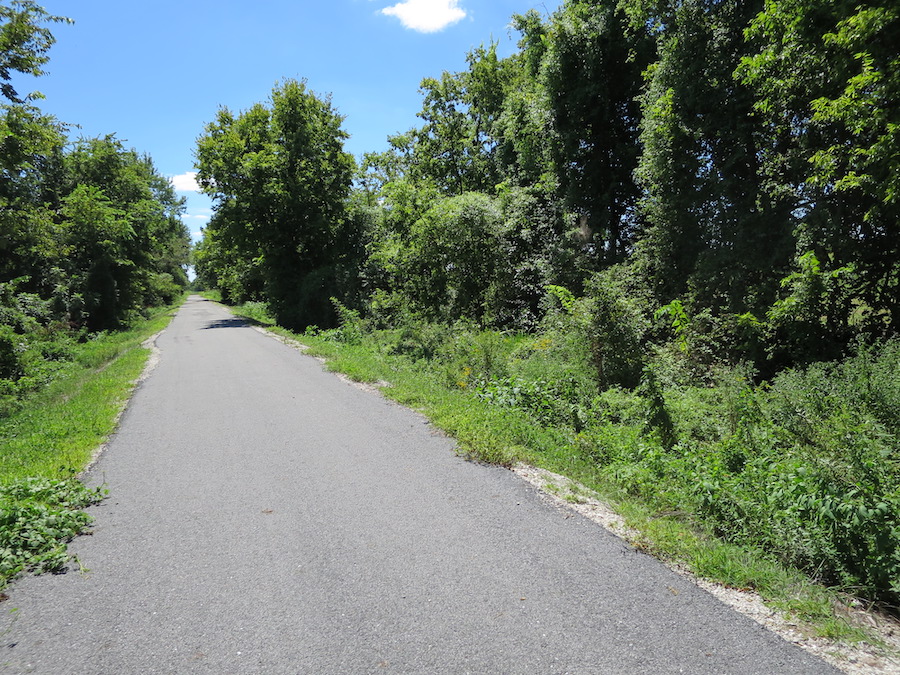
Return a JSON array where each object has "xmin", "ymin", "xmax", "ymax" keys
[
  {"xmin": 0, "ymin": 303, "xmax": 180, "ymax": 480},
  {"xmin": 0, "ymin": 347, "xmax": 149, "ymax": 479},
  {"xmin": 0, "ymin": 298, "xmax": 184, "ymax": 588}
]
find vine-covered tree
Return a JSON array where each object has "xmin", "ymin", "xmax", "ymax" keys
[
  {"xmin": 541, "ymin": 0, "xmax": 652, "ymax": 266},
  {"xmin": 631, "ymin": 0, "xmax": 794, "ymax": 317},
  {"xmin": 739, "ymin": 0, "xmax": 900, "ymax": 361}
]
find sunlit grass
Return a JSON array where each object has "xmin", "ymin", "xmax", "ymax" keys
[{"xmin": 0, "ymin": 301, "xmax": 182, "ymax": 481}]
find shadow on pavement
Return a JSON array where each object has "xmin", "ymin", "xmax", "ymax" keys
[{"xmin": 202, "ymin": 318, "xmax": 249, "ymax": 330}]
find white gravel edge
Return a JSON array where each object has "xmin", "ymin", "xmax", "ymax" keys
[{"xmin": 512, "ymin": 463, "xmax": 900, "ymax": 675}]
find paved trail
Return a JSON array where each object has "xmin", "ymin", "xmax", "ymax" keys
[{"xmin": 1, "ymin": 297, "xmax": 837, "ymax": 673}]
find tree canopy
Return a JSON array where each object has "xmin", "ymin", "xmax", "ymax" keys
[
  {"xmin": 193, "ymin": 0, "xmax": 898, "ymax": 368},
  {"xmin": 195, "ymin": 80, "xmax": 356, "ymax": 329}
]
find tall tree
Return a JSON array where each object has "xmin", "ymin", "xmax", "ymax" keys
[
  {"xmin": 0, "ymin": 0, "xmax": 70, "ymax": 103},
  {"xmin": 740, "ymin": 0, "xmax": 900, "ymax": 349},
  {"xmin": 0, "ymin": 1, "xmax": 188, "ymax": 335},
  {"xmin": 0, "ymin": 102, "xmax": 65, "ymax": 290},
  {"xmin": 631, "ymin": 0, "xmax": 795, "ymax": 317},
  {"xmin": 541, "ymin": 0, "xmax": 652, "ymax": 265},
  {"xmin": 60, "ymin": 136, "xmax": 190, "ymax": 329},
  {"xmin": 196, "ymin": 79, "xmax": 355, "ymax": 329},
  {"xmin": 0, "ymin": 1, "xmax": 69, "ymax": 296}
]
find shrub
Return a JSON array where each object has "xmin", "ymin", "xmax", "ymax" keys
[
  {"xmin": 386, "ymin": 320, "xmax": 457, "ymax": 363},
  {"xmin": 583, "ymin": 269, "xmax": 649, "ymax": 389},
  {"xmin": 142, "ymin": 272, "xmax": 182, "ymax": 307},
  {"xmin": 690, "ymin": 342, "xmax": 900, "ymax": 604},
  {"xmin": 475, "ymin": 377, "xmax": 588, "ymax": 429},
  {"xmin": 402, "ymin": 192, "xmax": 502, "ymax": 323},
  {"xmin": 329, "ymin": 298, "xmax": 366, "ymax": 345},
  {"xmin": 0, "ymin": 326, "xmax": 22, "ymax": 381}
]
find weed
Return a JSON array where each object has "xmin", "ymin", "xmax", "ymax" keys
[{"xmin": 0, "ymin": 477, "xmax": 106, "ymax": 586}]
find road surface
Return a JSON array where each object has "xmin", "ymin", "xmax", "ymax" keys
[{"xmin": 1, "ymin": 296, "xmax": 837, "ymax": 673}]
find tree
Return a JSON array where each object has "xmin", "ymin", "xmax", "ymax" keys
[
  {"xmin": 0, "ymin": 102, "xmax": 65, "ymax": 292},
  {"xmin": 400, "ymin": 192, "xmax": 502, "ymax": 323},
  {"xmin": 0, "ymin": 0, "xmax": 70, "ymax": 103},
  {"xmin": 60, "ymin": 136, "xmax": 190, "ymax": 328},
  {"xmin": 196, "ymin": 79, "xmax": 355, "ymax": 329},
  {"xmin": 630, "ymin": 0, "xmax": 797, "ymax": 318},
  {"xmin": 740, "ymin": 0, "xmax": 900, "ymax": 347},
  {"xmin": 541, "ymin": 0, "xmax": 652, "ymax": 265},
  {"xmin": 60, "ymin": 185, "xmax": 133, "ymax": 330}
]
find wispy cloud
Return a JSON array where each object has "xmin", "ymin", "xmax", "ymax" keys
[
  {"xmin": 171, "ymin": 171, "xmax": 200, "ymax": 192},
  {"xmin": 381, "ymin": 0, "xmax": 466, "ymax": 33}
]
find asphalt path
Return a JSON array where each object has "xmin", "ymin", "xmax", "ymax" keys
[{"xmin": 1, "ymin": 296, "xmax": 837, "ymax": 674}]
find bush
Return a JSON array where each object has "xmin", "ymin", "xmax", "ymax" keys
[
  {"xmin": 385, "ymin": 320, "xmax": 457, "ymax": 363},
  {"xmin": 584, "ymin": 269, "xmax": 649, "ymax": 389},
  {"xmin": 0, "ymin": 326, "xmax": 22, "ymax": 381},
  {"xmin": 329, "ymin": 298, "xmax": 366, "ymax": 345},
  {"xmin": 475, "ymin": 377, "xmax": 589, "ymax": 429},
  {"xmin": 402, "ymin": 192, "xmax": 503, "ymax": 323},
  {"xmin": 436, "ymin": 328, "xmax": 510, "ymax": 387},
  {"xmin": 689, "ymin": 341, "xmax": 900, "ymax": 604},
  {"xmin": 143, "ymin": 272, "xmax": 182, "ymax": 307}
]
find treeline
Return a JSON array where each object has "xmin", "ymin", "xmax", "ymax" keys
[
  {"xmin": 197, "ymin": 0, "xmax": 898, "ymax": 375},
  {"xmin": 1, "ymin": 2, "xmax": 191, "ymax": 412}
]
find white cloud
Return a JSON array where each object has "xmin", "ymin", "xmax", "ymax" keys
[
  {"xmin": 170, "ymin": 171, "xmax": 200, "ymax": 192},
  {"xmin": 181, "ymin": 214, "xmax": 210, "ymax": 221},
  {"xmin": 381, "ymin": 0, "xmax": 466, "ymax": 33}
]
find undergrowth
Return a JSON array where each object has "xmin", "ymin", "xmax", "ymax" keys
[{"xmin": 0, "ymin": 478, "xmax": 106, "ymax": 586}]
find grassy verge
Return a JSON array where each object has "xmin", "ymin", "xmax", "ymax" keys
[
  {"xmin": 0, "ymin": 298, "xmax": 184, "ymax": 588},
  {"xmin": 223, "ymin": 299, "xmax": 889, "ymax": 647}
]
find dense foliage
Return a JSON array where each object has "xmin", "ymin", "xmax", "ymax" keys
[
  {"xmin": 0, "ymin": 2, "xmax": 191, "ymax": 414},
  {"xmin": 199, "ymin": 1, "xmax": 897, "ymax": 354},
  {"xmin": 197, "ymin": 0, "xmax": 899, "ymax": 608}
]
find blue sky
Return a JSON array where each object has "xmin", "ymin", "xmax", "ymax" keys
[{"xmin": 21, "ymin": 0, "xmax": 562, "ymax": 241}]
